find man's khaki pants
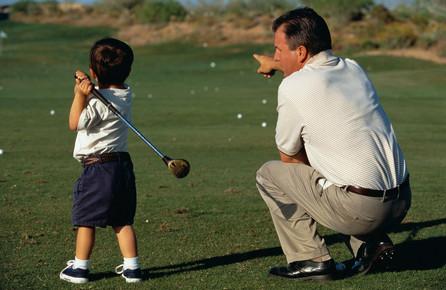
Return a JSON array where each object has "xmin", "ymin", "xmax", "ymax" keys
[{"xmin": 256, "ymin": 161, "xmax": 411, "ymax": 263}]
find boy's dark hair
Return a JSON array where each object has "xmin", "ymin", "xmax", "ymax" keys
[
  {"xmin": 272, "ymin": 7, "xmax": 332, "ymax": 56},
  {"xmin": 90, "ymin": 38, "xmax": 134, "ymax": 85}
]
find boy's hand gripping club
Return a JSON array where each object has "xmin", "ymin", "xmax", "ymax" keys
[{"xmin": 75, "ymin": 75, "xmax": 190, "ymax": 178}]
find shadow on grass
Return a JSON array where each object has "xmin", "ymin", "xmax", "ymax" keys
[
  {"xmin": 391, "ymin": 236, "xmax": 446, "ymax": 271},
  {"xmin": 89, "ymin": 271, "xmax": 117, "ymax": 282},
  {"xmin": 89, "ymin": 218, "xmax": 446, "ymax": 281}
]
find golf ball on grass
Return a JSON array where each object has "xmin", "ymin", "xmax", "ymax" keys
[
  {"xmin": 237, "ymin": 113, "xmax": 243, "ymax": 119},
  {"xmin": 0, "ymin": 149, "xmax": 3, "ymax": 155},
  {"xmin": 210, "ymin": 62, "xmax": 216, "ymax": 68},
  {"xmin": 262, "ymin": 99, "xmax": 267, "ymax": 104},
  {"xmin": 261, "ymin": 122, "xmax": 267, "ymax": 128},
  {"xmin": 50, "ymin": 110, "xmax": 55, "ymax": 116}
]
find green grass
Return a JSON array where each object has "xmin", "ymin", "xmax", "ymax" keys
[{"xmin": 0, "ymin": 21, "xmax": 445, "ymax": 289}]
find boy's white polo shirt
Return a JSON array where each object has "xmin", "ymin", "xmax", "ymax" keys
[{"xmin": 73, "ymin": 85, "xmax": 132, "ymax": 161}]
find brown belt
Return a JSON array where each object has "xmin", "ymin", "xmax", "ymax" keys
[
  {"xmin": 345, "ymin": 176, "xmax": 409, "ymax": 199},
  {"xmin": 82, "ymin": 152, "xmax": 129, "ymax": 167}
]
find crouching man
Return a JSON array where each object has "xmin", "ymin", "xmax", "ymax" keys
[{"xmin": 254, "ymin": 7, "xmax": 411, "ymax": 280}]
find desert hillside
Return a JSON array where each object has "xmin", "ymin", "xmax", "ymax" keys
[{"xmin": 6, "ymin": 0, "xmax": 446, "ymax": 62}]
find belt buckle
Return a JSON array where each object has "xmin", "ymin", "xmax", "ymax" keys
[
  {"xmin": 83, "ymin": 155, "xmax": 100, "ymax": 166},
  {"xmin": 381, "ymin": 189, "xmax": 387, "ymax": 202}
]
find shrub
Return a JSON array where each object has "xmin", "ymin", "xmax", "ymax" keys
[
  {"xmin": 361, "ymin": 40, "xmax": 380, "ymax": 50},
  {"xmin": 97, "ymin": 0, "xmax": 144, "ymax": 13},
  {"xmin": 226, "ymin": 0, "xmax": 295, "ymax": 17},
  {"xmin": 300, "ymin": 0, "xmax": 373, "ymax": 24},
  {"xmin": 417, "ymin": 21, "xmax": 446, "ymax": 48},
  {"xmin": 11, "ymin": 0, "xmax": 42, "ymax": 15},
  {"xmin": 418, "ymin": 32, "xmax": 439, "ymax": 48},
  {"xmin": 186, "ymin": 0, "xmax": 222, "ymax": 17},
  {"xmin": 41, "ymin": 0, "xmax": 61, "ymax": 15},
  {"xmin": 135, "ymin": 0, "xmax": 188, "ymax": 23},
  {"xmin": 368, "ymin": 4, "xmax": 395, "ymax": 24},
  {"xmin": 414, "ymin": 0, "xmax": 446, "ymax": 21},
  {"xmin": 375, "ymin": 22, "xmax": 418, "ymax": 49}
]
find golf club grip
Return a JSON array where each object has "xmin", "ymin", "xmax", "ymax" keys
[{"xmin": 90, "ymin": 88, "xmax": 166, "ymax": 160}]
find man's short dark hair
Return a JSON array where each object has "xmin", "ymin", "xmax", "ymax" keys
[
  {"xmin": 272, "ymin": 7, "xmax": 332, "ymax": 55},
  {"xmin": 90, "ymin": 38, "xmax": 134, "ymax": 85}
]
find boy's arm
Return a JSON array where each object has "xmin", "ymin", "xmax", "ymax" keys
[
  {"xmin": 253, "ymin": 54, "xmax": 283, "ymax": 78},
  {"xmin": 69, "ymin": 71, "xmax": 93, "ymax": 131}
]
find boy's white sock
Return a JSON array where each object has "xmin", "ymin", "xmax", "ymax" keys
[
  {"xmin": 73, "ymin": 257, "xmax": 90, "ymax": 270},
  {"xmin": 123, "ymin": 256, "xmax": 140, "ymax": 270}
]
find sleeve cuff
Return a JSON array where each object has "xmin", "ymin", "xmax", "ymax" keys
[
  {"xmin": 76, "ymin": 109, "xmax": 89, "ymax": 130},
  {"xmin": 276, "ymin": 145, "xmax": 298, "ymax": 156}
]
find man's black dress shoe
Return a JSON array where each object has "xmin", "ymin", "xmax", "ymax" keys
[
  {"xmin": 352, "ymin": 234, "xmax": 395, "ymax": 274},
  {"xmin": 269, "ymin": 259, "xmax": 336, "ymax": 280}
]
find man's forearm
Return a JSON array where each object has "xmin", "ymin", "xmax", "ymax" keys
[{"xmin": 279, "ymin": 149, "xmax": 309, "ymax": 165}]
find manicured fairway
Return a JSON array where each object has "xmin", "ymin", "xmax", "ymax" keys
[{"xmin": 0, "ymin": 22, "xmax": 445, "ymax": 289}]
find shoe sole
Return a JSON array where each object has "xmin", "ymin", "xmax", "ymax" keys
[
  {"xmin": 122, "ymin": 274, "xmax": 142, "ymax": 283},
  {"xmin": 301, "ymin": 273, "xmax": 336, "ymax": 281},
  {"xmin": 269, "ymin": 272, "xmax": 335, "ymax": 281},
  {"xmin": 361, "ymin": 244, "xmax": 395, "ymax": 275},
  {"xmin": 59, "ymin": 272, "xmax": 88, "ymax": 284}
]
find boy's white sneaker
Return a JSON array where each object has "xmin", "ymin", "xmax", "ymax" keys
[
  {"xmin": 59, "ymin": 260, "xmax": 89, "ymax": 284},
  {"xmin": 115, "ymin": 264, "xmax": 142, "ymax": 283}
]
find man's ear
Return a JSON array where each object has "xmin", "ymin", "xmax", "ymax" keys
[{"xmin": 296, "ymin": 45, "xmax": 309, "ymax": 64}]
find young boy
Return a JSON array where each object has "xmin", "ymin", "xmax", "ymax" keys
[{"xmin": 60, "ymin": 38, "xmax": 141, "ymax": 284}]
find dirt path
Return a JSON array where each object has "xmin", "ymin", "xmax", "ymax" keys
[{"xmin": 362, "ymin": 49, "xmax": 446, "ymax": 64}]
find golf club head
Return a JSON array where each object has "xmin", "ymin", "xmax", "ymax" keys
[{"xmin": 163, "ymin": 157, "xmax": 190, "ymax": 178}]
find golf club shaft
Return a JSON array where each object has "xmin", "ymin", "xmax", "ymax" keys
[{"xmin": 90, "ymin": 88, "xmax": 166, "ymax": 159}]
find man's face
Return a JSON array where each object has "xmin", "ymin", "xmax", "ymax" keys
[{"xmin": 274, "ymin": 25, "xmax": 305, "ymax": 77}]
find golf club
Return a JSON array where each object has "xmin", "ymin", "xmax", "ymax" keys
[{"xmin": 75, "ymin": 75, "xmax": 190, "ymax": 178}]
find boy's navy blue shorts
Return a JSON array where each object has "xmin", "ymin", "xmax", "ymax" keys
[{"xmin": 72, "ymin": 152, "xmax": 136, "ymax": 228}]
